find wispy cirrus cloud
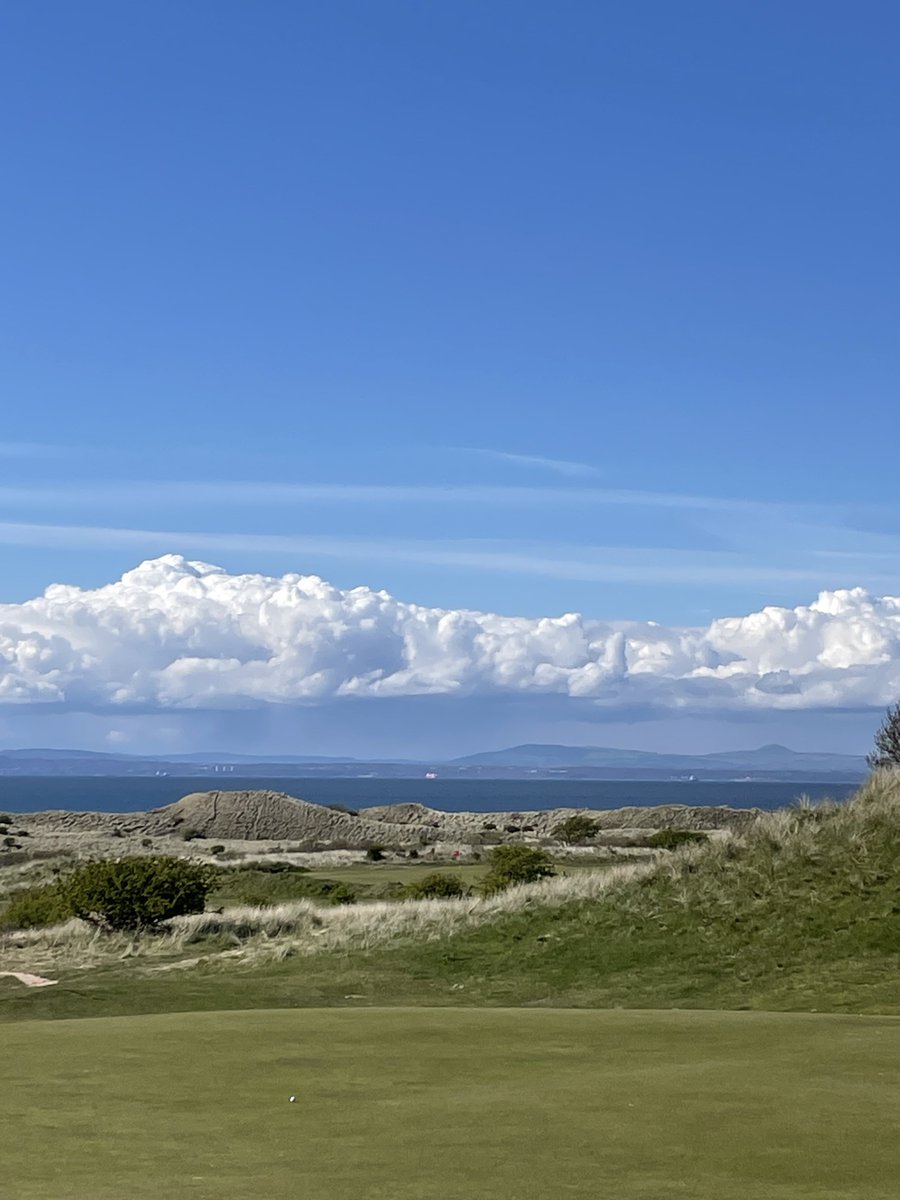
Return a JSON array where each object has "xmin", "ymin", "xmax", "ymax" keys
[
  {"xmin": 0, "ymin": 519, "xmax": 890, "ymax": 588},
  {"xmin": 462, "ymin": 447, "xmax": 602, "ymax": 478},
  {"xmin": 0, "ymin": 479, "xmax": 852, "ymax": 518}
]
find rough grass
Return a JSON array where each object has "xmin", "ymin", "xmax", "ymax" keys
[
  {"xmin": 0, "ymin": 859, "xmax": 646, "ymax": 976},
  {"xmin": 2, "ymin": 775, "xmax": 898, "ymax": 1019},
  {"xmin": 2, "ymin": 1008, "xmax": 898, "ymax": 1200}
]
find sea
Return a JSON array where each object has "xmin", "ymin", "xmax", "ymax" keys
[{"xmin": 0, "ymin": 776, "xmax": 861, "ymax": 815}]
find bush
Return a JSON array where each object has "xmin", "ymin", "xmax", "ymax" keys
[
  {"xmin": 2, "ymin": 882, "xmax": 73, "ymax": 930},
  {"xmin": 370, "ymin": 880, "xmax": 408, "ymax": 901},
  {"xmin": 480, "ymin": 845, "xmax": 555, "ymax": 894},
  {"xmin": 180, "ymin": 827, "xmax": 202, "ymax": 842},
  {"xmin": 210, "ymin": 844, "xmax": 226, "ymax": 855},
  {"xmin": 552, "ymin": 814, "xmax": 601, "ymax": 845},
  {"xmin": 645, "ymin": 828, "xmax": 709, "ymax": 850},
  {"xmin": 406, "ymin": 872, "xmax": 469, "ymax": 900},
  {"xmin": 3, "ymin": 835, "xmax": 18, "ymax": 849},
  {"xmin": 326, "ymin": 803, "xmax": 359, "ymax": 817},
  {"xmin": 407, "ymin": 848, "xmax": 419, "ymax": 859},
  {"xmin": 16, "ymin": 829, "xmax": 29, "ymax": 838},
  {"xmin": 326, "ymin": 883, "xmax": 357, "ymax": 905},
  {"xmin": 60, "ymin": 856, "xmax": 216, "ymax": 932},
  {"xmin": 365, "ymin": 846, "xmax": 386, "ymax": 862},
  {"xmin": 237, "ymin": 860, "xmax": 310, "ymax": 875},
  {"xmin": 141, "ymin": 837, "xmax": 154, "ymax": 848}
]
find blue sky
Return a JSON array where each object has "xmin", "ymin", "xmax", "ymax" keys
[{"xmin": 1, "ymin": 3, "xmax": 899, "ymax": 756}]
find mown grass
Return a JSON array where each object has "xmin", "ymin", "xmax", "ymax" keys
[
  {"xmin": 207, "ymin": 860, "xmax": 606, "ymax": 906},
  {"xmin": 208, "ymin": 861, "xmax": 495, "ymax": 906},
  {"xmin": 2, "ymin": 1007, "xmax": 898, "ymax": 1200}
]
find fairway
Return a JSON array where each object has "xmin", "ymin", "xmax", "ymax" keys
[{"xmin": 3, "ymin": 1009, "xmax": 898, "ymax": 1200}]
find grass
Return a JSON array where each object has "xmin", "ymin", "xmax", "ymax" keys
[
  {"xmin": 2, "ymin": 1007, "xmax": 898, "ymax": 1200},
  {"xmin": 207, "ymin": 861, "xmax": 494, "ymax": 907},
  {"xmin": 206, "ymin": 860, "xmax": 607, "ymax": 906},
  {"xmin": 2, "ymin": 774, "xmax": 899, "ymax": 1020},
  {"xmin": 303, "ymin": 862, "xmax": 491, "ymax": 886},
  {"xmin": 3, "ymin": 786, "xmax": 899, "ymax": 1197}
]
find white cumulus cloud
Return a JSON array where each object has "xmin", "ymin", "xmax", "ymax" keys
[{"xmin": 1, "ymin": 556, "xmax": 900, "ymax": 715}]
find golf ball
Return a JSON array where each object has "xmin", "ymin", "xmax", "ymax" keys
[{"xmin": 289, "ymin": 1095, "xmax": 296, "ymax": 1103}]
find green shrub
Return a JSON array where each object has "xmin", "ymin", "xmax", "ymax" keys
[
  {"xmin": 0, "ymin": 814, "xmax": 12, "ymax": 824},
  {"xmin": 141, "ymin": 837, "xmax": 154, "ymax": 848},
  {"xmin": 552, "ymin": 814, "xmax": 601, "ymax": 844},
  {"xmin": 407, "ymin": 848, "xmax": 419, "ymax": 859},
  {"xmin": 481, "ymin": 845, "xmax": 555, "ymax": 894},
  {"xmin": 645, "ymin": 828, "xmax": 709, "ymax": 850},
  {"xmin": 180, "ymin": 827, "xmax": 202, "ymax": 842},
  {"xmin": 2, "ymin": 882, "xmax": 73, "ymax": 930},
  {"xmin": 326, "ymin": 882, "xmax": 357, "ymax": 905},
  {"xmin": 210, "ymin": 844, "xmax": 226, "ymax": 855},
  {"xmin": 60, "ymin": 856, "xmax": 215, "ymax": 932},
  {"xmin": 370, "ymin": 880, "xmax": 408, "ymax": 901},
  {"xmin": 365, "ymin": 846, "xmax": 386, "ymax": 862},
  {"xmin": 406, "ymin": 872, "xmax": 469, "ymax": 900},
  {"xmin": 326, "ymin": 803, "xmax": 359, "ymax": 817},
  {"xmin": 3, "ymin": 835, "xmax": 18, "ymax": 849}
]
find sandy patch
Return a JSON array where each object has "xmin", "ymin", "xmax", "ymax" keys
[{"xmin": 0, "ymin": 970, "xmax": 58, "ymax": 987}]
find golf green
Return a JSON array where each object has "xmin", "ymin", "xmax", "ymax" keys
[{"xmin": 3, "ymin": 1008, "xmax": 897, "ymax": 1199}]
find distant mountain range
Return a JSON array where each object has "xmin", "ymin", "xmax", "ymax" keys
[
  {"xmin": 451, "ymin": 743, "xmax": 868, "ymax": 775},
  {"xmin": 0, "ymin": 743, "xmax": 869, "ymax": 781}
]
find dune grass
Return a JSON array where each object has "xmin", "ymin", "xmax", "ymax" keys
[
  {"xmin": 2, "ymin": 775, "xmax": 899, "ymax": 1021},
  {"xmin": 3, "ymin": 1007, "xmax": 899, "ymax": 1200}
]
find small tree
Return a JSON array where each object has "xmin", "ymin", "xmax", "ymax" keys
[
  {"xmin": 481, "ymin": 845, "xmax": 555, "ymax": 894},
  {"xmin": 868, "ymin": 703, "xmax": 900, "ymax": 769},
  {"xmin": 60, "ymin": 856, "xmax": 215, "ymax": 932},
  {"xmin": 552, "ymin": 814, "xmax": 601, "ymax": 845},
  {"xmin": 406, "ymin": 872, "xmax": 469, "ymax": 900}
]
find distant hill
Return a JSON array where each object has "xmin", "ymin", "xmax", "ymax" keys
[
  {"xmin": 0, "ymin": 748, "xmax": 357, "ymax": 765},
  {"xmin": 0, "ymin": 742, "xmax": 868, "ymax": 779},
  {"xmin": 451, "ymin": 742, "xmax": 868, "ymax": 776}
]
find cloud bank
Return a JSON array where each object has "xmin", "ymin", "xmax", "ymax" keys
[{"xmin": 1, "ymin": 555, "xmax": 899, "ymax": 716}]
